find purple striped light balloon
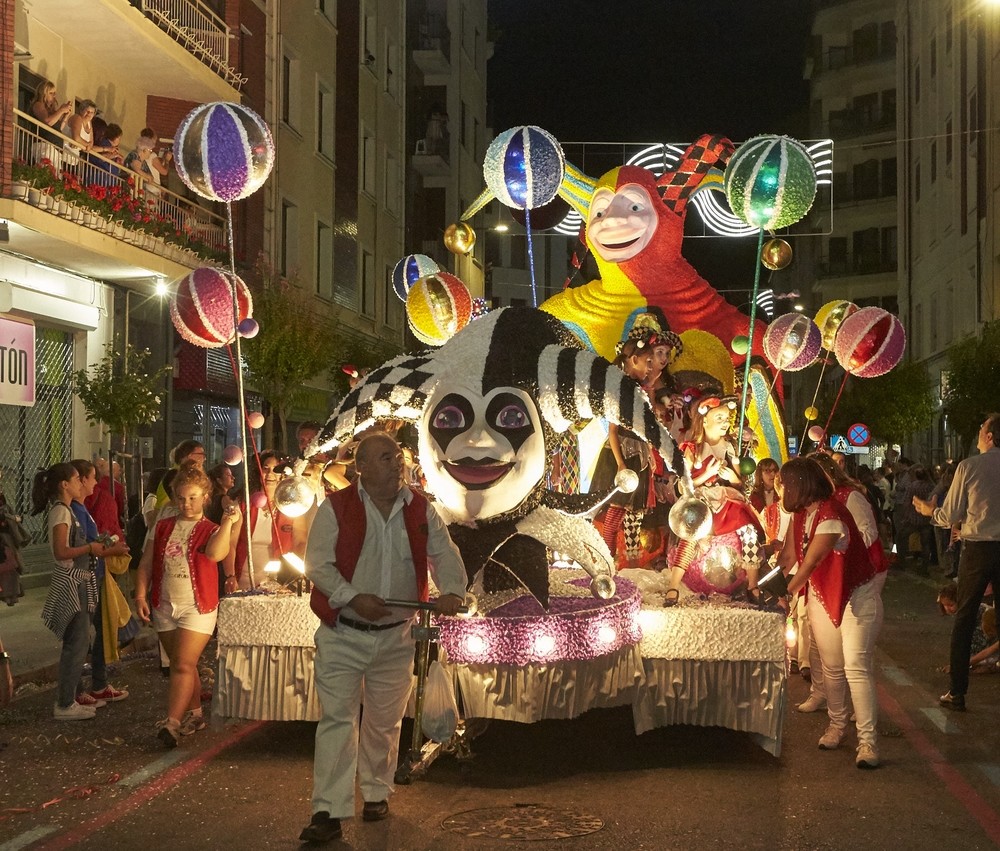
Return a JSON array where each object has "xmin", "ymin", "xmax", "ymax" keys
[
  {"xmin": 762, "ymin": 312, "xmax": 822, "ymax": 372},
  {"xmin": 175, "ymin": 102, "xmax": 275, "ymax": 202}
]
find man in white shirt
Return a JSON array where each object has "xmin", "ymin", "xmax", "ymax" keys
[
  {"xmin": 914, "ymin": 412, "xmax": 1000, "ymax": 711},
  {"xmin": 300, "ymin": 432, "xmax": 466, "ymax": 843}
]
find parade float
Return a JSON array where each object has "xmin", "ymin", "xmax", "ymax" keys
[{"xmin": 167, "ymin": 111, "xmax": 905, "ymax": 759}]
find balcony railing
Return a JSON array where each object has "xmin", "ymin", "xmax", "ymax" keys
[
  {"xmin": 138, "ymin": 0, "xmax": 244, "ymax": 90},
  {"xmin": 827, "ymin": 109, "xmax": 896, "ymax": 138},
  {"xmin": 818, "ymin": 257, "xmax": 897, "ymax": 277},
  {"xmin": 8, "ymin": 110, "xmax": 226, "ymax": 263}
]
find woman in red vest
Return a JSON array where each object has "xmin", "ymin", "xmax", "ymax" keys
[
  {"xmin": 776, "ymin": 456, "xmax": 881, "ymax": 769},
  {"xmin": 134, "ymin": 466, "xmax": 239, "ymax": 747},
  {"xmin": 235, "ymin": 451, "xmax": 308, "ymax": 587}
]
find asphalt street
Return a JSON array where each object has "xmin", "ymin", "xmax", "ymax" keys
[{"xmin": 1, "ymin": 564, "xmax": 999, "ymax": 851}]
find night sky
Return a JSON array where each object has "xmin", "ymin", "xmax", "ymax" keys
[{"xmin": 486, "ymin": 0, "xmax": 815, "ymax": 303}]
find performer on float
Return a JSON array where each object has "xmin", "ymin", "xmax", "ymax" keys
[
  {"xmin": 591, "ymin": 328, "xmax": 657, "ymax": 567},
  {"xmin": 664, "ymin": 393, "xmax": 763, "ymax": 604}
]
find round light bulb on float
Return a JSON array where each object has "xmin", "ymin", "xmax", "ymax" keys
[
  {"xmin": 274, "ymin": 475, "xmax": 315, "ymax": 517},
  {"xmin": 533, "ymin": 633, "xmax": 556, "ymax": 656},
  {"xmin": 590, "ymin": 574, "xmax": 617, "ymax": 600},
  {"xmin": 464, "ymin": 634, "xmax": 486, "ymax": 655},
  {"xmin": 614, "ymin": 468, "xmax": 640, "ymax": 494},
  {"xmin": 597, "ymin": 625, "xmax": 617, "ymax": 645}
]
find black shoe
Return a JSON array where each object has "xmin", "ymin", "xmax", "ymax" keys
[
  {"xmin": 362, "ymin": 800, "xmax": 389, "ymax": 822},
  {"xmin": 299, "ymin": 812, "xmax": 342, "ymax": 843},
  {"xmin": 939, "ymin": 691, "xmax": 966, "ymax": 711}
]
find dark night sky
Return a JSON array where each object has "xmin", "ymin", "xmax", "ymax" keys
[
  {"xmin": 486, "ymin": 1, "xmax": 816, "ymax": 302},
  {"xmin": 487, "ymin": 0, "xmax": 813, "ymax": 141}
]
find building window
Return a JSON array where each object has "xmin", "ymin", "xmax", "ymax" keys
[
  {"xmin": 930, "ymin": 294, "xmax": 939, "ymax": 352},
  {"xmin": 282, "ymin": 53, "xmax": 301, "ymax": 128},
  {"xmin": 852, "ymin": 227, "xmax": 880, "ymax": 273},
  {"xmin": 361, "ymin": 250, "xmax": 376, "ymax": 317},
  {"xmin": 363, "ymin": 11, "xmax": 376, "ymax": 66},
  {"xmin": 852, "ymin": 160, "xmax": 879, "ymax": 200},
  {"xmin": 945, "ymin": 117, "xmax": 953, "ymax": 163},
  {"xmin": 914, "ymin": 161, "xmax": 921, "ymax": 202},
  {"xmin": 930, "ymin": 37, "xmax": 936, "ymax": 78},
  {"xmin": 460, "ymin": 101, "xmax": 468, "ymax": 149},
  {"xmin": 384, "ymin": 38, "xmax": 398, "ymax": 98},
  {"xmin": 881, "ymin": 226, "xmax": 897, "ymax": 270},
  {"xmin": 317, "ymin": 84, "xmax": 333, "ymax": 158},
  {"xmin": 882, "ymin": 88, "xmax": 896, "ymax": 124},
  {"xmin": 316, "ymin": 220, "xmax": 332, "ymax": 298},
  {"xmin": 914, "ymin": 63, "xmax": 920, "ymax": 104},
  {"xmin": 945, "ymin": 7, "xmax": 952, "ymax": 53},
  {"xmin": 913, "ymin": 303, "xmax": 923, "ymax": 359},
  {"xmin": 881, "ymin": 158, "xmax": 897, "ymax": 196},
  {"xmin": 853, "ymin": 23, "xmax": 878, "ymax": 62},
  {"xmin": 362, "ymin": 130, "xmax": 376, "ymax": 196},
  {"xmin": 385, "ymin": 265, "xmax": 401, "ymax": 329},
  {"xmin": 827, "ymin": 237, "xmax": 847, "ymax": 274},
  {"xmin": 384, "ymin": 153, "xmax": 399, "ymax": 216},
  {"xmin": 281, "ymin": 200, "xmax": 298, "ymax": 276},
  {"xmin": 880, "ymin": 21, "xmax": 896, "ymax": 57},
  {"xmin": 930, "ymin": 141, "xmax": 937, "ymax": 183}
]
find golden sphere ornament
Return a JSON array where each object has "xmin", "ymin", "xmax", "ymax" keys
[
  {"xmin": 443, "ymin": 222, "xmax": 476, "ymax": 255},
  {"xmin": 804, "ymin": 406, "xmax": 820, "ymax": 421},
  {"xmin": 761, "ymin": 238, "xmax": 793, "ymax": 271}
]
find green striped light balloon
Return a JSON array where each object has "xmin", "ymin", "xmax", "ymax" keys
[{"xmin": 724, "ymin": 135, "xmax": 817, "ymax": 230}]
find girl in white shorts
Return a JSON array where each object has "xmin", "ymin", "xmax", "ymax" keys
[{"xmin": 135, "ymin": 464, "xmax": 240, "ymax": 746}]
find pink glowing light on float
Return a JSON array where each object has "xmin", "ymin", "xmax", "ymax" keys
[{"xmin": 435, "ymin": 577, "xmax": 642, "ymax": 666}]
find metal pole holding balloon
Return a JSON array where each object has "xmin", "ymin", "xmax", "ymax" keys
[
  {"xmin": 169, "ymin": 102, "xmax": 276, "ymax": 587},
  {"xmin": 722, "ymin": 136, "xmax": 818, "ymax": 464}
]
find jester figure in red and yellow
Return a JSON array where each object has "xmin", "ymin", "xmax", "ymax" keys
[{"xmin": 537, "ymin": 135, "xmax": 769, "ymax": 366}]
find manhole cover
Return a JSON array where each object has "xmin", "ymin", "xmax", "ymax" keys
[{"xmin": 442, "ymin": 804, "xmax": 604, "ymax": 841}]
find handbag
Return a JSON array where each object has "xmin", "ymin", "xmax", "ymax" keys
[
  {"xmin": 421, "ymin": 660, "xmax": 460, "ymax": 742},
  {"xmin": 118, "ymin": 615, "xmax": 142, "ymax": 650}
]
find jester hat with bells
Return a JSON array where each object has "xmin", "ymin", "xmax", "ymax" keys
[{"xmin": 310, "ymin": 307, "xmax": 687, "ymax": 607}]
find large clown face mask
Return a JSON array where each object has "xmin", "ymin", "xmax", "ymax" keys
[
  {"xmin": 419, "ymin": 382, "xmax": 547, "ymax": 523},
  {"xmin": 587, "ymin": 182, "xmax": 659, "ymax": 264}
]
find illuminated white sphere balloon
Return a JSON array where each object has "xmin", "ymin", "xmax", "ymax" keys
[
  {"xmin": 274, "ymin": 475, "xmax": 315, "ymax": 517},
  {"xmin": 590, "ymin": 574, "xmax": 617, "ymax": 600},
  {"xmin": 614, "ymin": 468, "xmax": 640, "ymax": 494},
  {"xmin": 668, "ymin": 496, "xmax": 713, "ymax": 542}
]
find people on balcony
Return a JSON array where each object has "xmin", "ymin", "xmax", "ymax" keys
[
  {"xmin": 60, "ymin": 100, "xmax": 98, "ymax": 162},
  {"xmin": 30, "ymin": 81, "xmax": 72, "ymax": 163}
]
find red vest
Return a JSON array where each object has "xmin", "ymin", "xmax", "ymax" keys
[
  {"xmin": 151, "ymin": 516, "xmax": 220, "ymax": 614},
  {"xmin": 309, "ymin": 483, "xmax": 430, "ymax": 628},
  {"xmin": 794, "ymin": 498, "xmax": 876, "ymax": 628},
  {"xmin": 832, "ymin": 484, "xmax": 888, "ymax": 574}
]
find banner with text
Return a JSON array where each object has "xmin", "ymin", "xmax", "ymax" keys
[{"xmin": 0, "ymin": 316, "xmax": 35, "ymax": 407}]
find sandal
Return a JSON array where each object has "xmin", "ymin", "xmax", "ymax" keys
[{"xmin": 664, "ymin": 588, "xmax": 680, "ymax": 607}]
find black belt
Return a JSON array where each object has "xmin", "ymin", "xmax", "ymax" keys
[{"xmin": 338, "ymin": 615, "xmax": 407, "ymax": 632}]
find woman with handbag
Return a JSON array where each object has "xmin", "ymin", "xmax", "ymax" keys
[
  {"xmin": 70, "ymin": 460, "xmax": 130, "ymax": 705},
  {"xmin": 34, "ymin": 464, "xmax": 123, "ymax": 720}
]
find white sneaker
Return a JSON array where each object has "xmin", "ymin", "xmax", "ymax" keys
[
  {"xmin": 54, "ymin": 701, "xmax": 96, "ymax": 721},
  {"xmin": 818, "ymin": 725, "xmax": 845, "ymax": 750},
  {"xmin": 797, "ymin": 695, "xmax": 827, "ymax": 713},
  {"xmin": 856, "ymin": 742, "xmax": 880, "ymax": 769}
]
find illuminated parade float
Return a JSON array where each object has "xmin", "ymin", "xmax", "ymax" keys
[{"xmin": 169, "ymin": 110, "xmax": 905, "ymax": 759}]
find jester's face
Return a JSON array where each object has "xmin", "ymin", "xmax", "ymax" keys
[
  {"xmin": 418, "ymin": 382, "xmax": 547, "ymax": 523},
  {"xmin": 587, "ymin": 182, "xmax": 659, "ymax": 263}
]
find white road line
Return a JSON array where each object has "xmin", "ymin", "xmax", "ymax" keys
[
  {"xmin": 117, "ymin": 749, "xmax": 187, "ymax": 788},
  {"xmin": 920, "ymin": 706, "xmax": 959, "ymax": 734},
  {"xmin": 0, "ymin": 824, "xmax": 59, "ymax": 851},
  {"xmin": 977, "ymin": 763, "xmax": 1000, "ymax": 788},
  {"xmin": 880, "ymin": 664, "xmax": 914, "ymax": 687}
]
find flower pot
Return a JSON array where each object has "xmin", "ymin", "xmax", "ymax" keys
[
  {"xmin": 27, "ymin": 187, "xmax": 41, "ymax": 206},
  {"xmin": 11, "ymin": 180, "xmax": 29, "ymax": 201},
  {"xmin": 42, "ymin": 193, "xmax": 55, "ymax": 212},
  {"xmin": 56, "ymin": 199, "xmax": 70, "ymax": 217},
  {"xmin": 112, "ymin": 222, "xmax": 125, "ymax": 239}
]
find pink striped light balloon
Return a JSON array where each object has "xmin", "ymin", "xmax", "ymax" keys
[
  {"xmin": 762, "ymin": 313, "xmax": 822, "ymax": 372},
  {"xmin": 833, "ymin": 306, "xmax": 906, "ymax": 378},
  {"xmin": 171, "ymin": 267, "xmax": 253, "ymax": 349}
]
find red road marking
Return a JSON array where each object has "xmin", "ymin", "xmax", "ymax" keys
[
  {"xmin": 32, "ymin": 721, "xmax": 266, "ymax": 851},
  {"xmin": 878, "ymin": 683, "xmax": 1000, "ymax": 845}
]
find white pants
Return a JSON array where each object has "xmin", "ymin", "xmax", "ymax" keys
[
  {"xmin": 807, "ymin": 577, "xmax": 881, "ymax": 748},
  {"xmin": 312, "ymin": 621, "xmax": 414, "ymax": 819}
]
